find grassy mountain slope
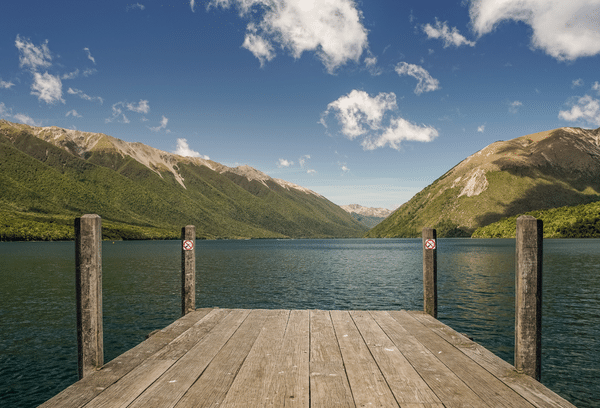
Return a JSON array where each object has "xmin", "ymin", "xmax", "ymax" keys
[
  {"xmin": 366, "ymin": 127, "xmax": 600, "ymax": 238},
  {"xmin": 0, "ymin": 120, "xmax": 366, "ymax": 240},
  {"xmin": 472, "ymin": 199, "xmax": 600, "ymax": 238}
]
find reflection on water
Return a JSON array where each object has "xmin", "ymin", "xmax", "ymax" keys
[{"xmin": 1, "ymin": 238, "xmax": 599, "ymax": 407}]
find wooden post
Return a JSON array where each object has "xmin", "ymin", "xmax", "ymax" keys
[
  {"xmin": 515, "ymin": 215, "xmax": 543, "ymax": 381},
  {"xmin": 181, "ymin": 225, "xmax": 196, "ymax": 316},
  {"xmin": 422, "ymin": 227, "xmax": 437, "ymax": 318},
  {"xmin": 75, "ymin": 214, "xmax": 103, "ymax": 379}
]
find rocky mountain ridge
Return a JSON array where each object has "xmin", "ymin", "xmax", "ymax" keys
[
  {"xmin": 341, "ymin": 204, "xmax": 392, "ymax": 218},
  {"xmin": 367, "ymin": 126, "xmax": 600, "ymax": 238}
]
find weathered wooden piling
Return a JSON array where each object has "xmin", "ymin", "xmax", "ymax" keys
[
  {"xmin": 422, "ymin": 228, "xmax": 437, "ymax": 318},
  {"xmin": 181, "ymin": 225, "xmax": 196, "ymax": 316},
  {"xmin": 75, "ymin": 214, "xmax": 103, "ymax": 379},
  {"xmin": 515, "ymin": 215, "xmax": 543, "ymax": 381}
]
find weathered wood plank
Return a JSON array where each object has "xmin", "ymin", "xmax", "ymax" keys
[
  {"xmin": 352, "ymin": 311, "xmax": 442, "ymax": 405},
  {"xmin": 173, "ymin": 309, "xmax": 275, "ymax": 408},
  {"xmin": 267, "ymin": 309, "xmax": 310, "ymax": 407},
  {"xmin": 330, "ymin": 310, "xmax": 400, "ymax": 407},
  {"xmin": 407, "ymin": 311, "xmax": 577, "ymax": 408},
  {"xmin": 127, "ymin": 309, "xmax": 251, "ymax": 408},
  {"xmin": 377, "ymin": 310, "xmax": 488, "ymax": 408},
  {"xmin": 391, "ymin": 310, "xmax": 535, "ymax": 408},
  {"xmin": 39, "ymin": 308, "xmax": 213, "ymax": 408},
  {"xmin": 219, "ymin": 309, "xmax": 290, "ymax": 407},
  {"xmin": 309, "ymin": 310, "xmax": 355, "ymax": 408}
]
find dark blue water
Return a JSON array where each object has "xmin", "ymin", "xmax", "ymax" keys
[{"xmin": 1, "ymin": 238, "xmax": 598, "ymax": 407}]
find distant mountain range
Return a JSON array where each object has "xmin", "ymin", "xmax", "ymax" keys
[
  {"xmin": 368, "ymin": 126, "xmax": 600, "ymax": 238},
  {"xmin": 340, "ymin": 204, "xmax": 392, "ymax": 229},
  {"xmin": 0, "ymin": 119, "xmax": 367, "ymax": 240}
]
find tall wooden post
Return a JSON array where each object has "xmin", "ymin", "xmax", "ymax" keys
[
  {"xmin": 75, "ymin": 214, "xmax": 103, "ymax": 379},
  {"xmin": 515, "ymin": 215, "xmax": 543, "ymax": 381},
  {"xmin": 423, "ymin": 228, "xmax": 437, "ymax": 318},
  {"xmin": 181, "ymin": 225, "xmax": 196, "ymax": 316}
]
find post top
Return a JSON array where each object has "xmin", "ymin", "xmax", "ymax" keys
[
  {"xmin": 80, "ymin": 214, "xmax": 101, "ymax": 219},
  {"xmin": 517, "ymin": 215, "xmax": 537, "ymax": 220}
]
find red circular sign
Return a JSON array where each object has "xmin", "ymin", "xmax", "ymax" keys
[
  {"xmin": 425, "ymin": 239, "xmax": 436, "ymax": 250},
  {"xmin": 183, "ymin": 240, "xmax": 194, "ymax": 251}
]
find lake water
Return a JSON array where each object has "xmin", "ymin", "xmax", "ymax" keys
[{"xmin": 1, "ymin": 238, "xmax": 599, "ymax": 407}]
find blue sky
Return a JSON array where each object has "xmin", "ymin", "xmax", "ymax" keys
[{"xmin": 2, "ymin": 0, "xmax": 600, "ymax": 210}]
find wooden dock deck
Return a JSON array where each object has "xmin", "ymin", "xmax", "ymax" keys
[{"xmin": 39, "ymin": 308, "xmax": 575, "ymax": 408}]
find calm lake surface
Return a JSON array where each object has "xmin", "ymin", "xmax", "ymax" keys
[{"xmin": 1, "ymin": 238, "xmax": 599, "ymax": 407}]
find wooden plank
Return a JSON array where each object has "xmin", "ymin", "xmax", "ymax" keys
[
  {"xmin": 218, "ymin": 309, "xmax": 290, "ymax": 407},
  {"xmin": 127, "ymin": 309, "xmax": 251, "ymax": 408},
  {"xmin": 408, "ymin": 311, "xmax": 577, "ymax": 408},
  {"xmin": 267, "ymin": 310, "xmax": 310, "ymax": 407},
  {"xmin": 375, "ymin": 310, "xmax": 488, "ymax": 408},
  {"xmin": 390, "ymin": 310, "xmax": 535, "ymax": 408},
  {"xmin": 173, "ymin": 309, "xmax": 275, "ymax": 408},
  {"xmin": 351, "ymin": 311, "xmax": 442, "ymax": 406},
  {"xmin": 330, "ymin": 310, "xmax": 399, "ymax": 407},
  {"xmin": 39, "ymin": 308, "xmax": 213, "ymax": 408},
  {"xmin": 309, "ymin": 310, "xmax": 355, "ymax": 408}
]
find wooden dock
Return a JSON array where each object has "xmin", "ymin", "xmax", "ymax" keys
[{"xmin": 39, "ymin": 308, "xmax": 575, "ymax": 408}]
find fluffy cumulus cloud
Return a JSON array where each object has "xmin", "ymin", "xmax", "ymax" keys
[
  {"xmin": 15, "ymin": 35, "xmax": 52, "ymax": 71},
  {"xmin": 174, "ymin": 138, "xmax": 209, "ymax": 159},
  {"xmin": 321, "ymin": 89, "xmax": 438, "ymax": 151},
  {"xmin": 277, "ymin": 158, "xmax": 293, "ymax": 168},
  {"xmin": 67, "ymin": 87, "xmax": 103, "ymax": 104},
  {"xmin": 126, "ymin": 99, "xmax": 150, "ymax": 114},
  {"xmin": 423, "ymin": 19, "xmax": 475, "ymax": 48},
  {"xmin": 468, "ymin": 0, "xmax": 600, "ymax": 60},
  {"xmin": 31, "ymin": 72, "xmax": 64, "ymax": 104},
  {"xmin": 207, "ymin": 0, "xmax": 369, "ymax": 73},
  {"xmin": 13, "ymin": 113, "xmax": 42, "ymax": 126},
  {"xmin": 395, "ymin": 62, "xmax": 440, "ymax": 95},
  {"xmin": 559, "ymin": 94, "xmax": 600, "ymax": 126}
]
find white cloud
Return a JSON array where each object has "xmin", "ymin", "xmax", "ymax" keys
[
  {"xmin": 62, "ymin": 69, "xmax": 80, "ymax": 80},
  {"xmin": 242, "ymin": 29, "xmax": 275, "ymax": 67},
  {"xmin": 572, "ymin": 78, "xmax": 584, "ymax": 87},
  {"xmin": 0, "ymin": 102, "xmax": 10, "ymax": 116},
  {"xmin": 558, "ymin": 94, "xmax": 600, "ymax": 126},
  {"xmin": 15, "ymin": 35, "xmax": 52, "ymax": 71},
  {"xmin": 66, "ymin": 109, "xmax": 82, "ymax": 118},
  {"xmin": 277, "ymin": 158, "xmax": 294, "ymax": 168},
  {"xmin": 364, "ymin": 54, "xmax": 382, "ymax": 76},
  {"xmin": 126, "ymin": 99, "xmax": 150, "ymax": 114},
  {"xmin": 126, "ymin": 3, "xmax": 146, "ymax": 11},
  {"xmin": 13, "ymin": 113, "xmax": 42, "ymax": 126},
  {"xmin": 361, "ymin": 117, "xmax": 439, "ymax": 151},
  {"xmin": 395, "ymin": 62, "xmax": 440, "ymax": 95},
  {"xmin": 190, "ymin": 0, "xmax": 196, "ymax": 12},
  {"xmin": 307, "ymin": 169, "xmax": 317, "ymax": 174},
  {"xmin": 592, "ymin": 81, "xmax": 600, "ymax": 94},
  {"xmin": 150, "ymin": 115, "xmax": 169, "ymax": 132},
  {"xmin": 31, "ymin": 72, "xmax": 64, "ymax": 104},
  {"xmin": 83, "ymin": 68, "xmax": 97, "ymax": 77},
  {"xmin": 298, "ymin": 154, "xmax": 310, "ymax": 168},
  {"xmin": 83, "ymin": 47, "xmax": 96, "ymax": 65},
  {"xmin": 468, "ymin": 0, "xmax": 600, "ymax": 61},
  {"xmin": 509, "ymin": 100, "xmax": 522, "ymax": 113},
  {"xmin": 321, "ymin": 90, "xmax": 397, "ymax": 139},
  {"xmin": 478, "ymin": 124, "xmax": 485, "ymax": 132},
  {"xmin": 67, "ymin": 87, "xmax": 103, "ymax": 104},
  {"xmin": 0, "ymin": 79, "xmax": 15, "ymax": 89},
  {"xmin": 174, "ymin": 138, "xmax": 209, "ymax": 159},
  {"xmin": 321, "ymin": 89, "xmax": 438, "ymax": 151},
  {"xmin": 423, "ymin": 19, "xmax": 475, "ymax": 48},
  {"xmin": 207, "ymin": 0, "xmax": 369, "ymax": 73},
  {"xmin": 106, "ymin": 102, "xmax": 130, "ymax": 123},
  {"xmin": 339, "ymin": 162, "xmax": 350, "ymax": 173}
]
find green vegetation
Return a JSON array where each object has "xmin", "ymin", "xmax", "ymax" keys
[
  {"xmin": 472, "ymin": 200, "xmax": 600, "ymax": 238},
  {"xmin": 0, "ymin": 120, "xmax": 366, "ymax": 241}
]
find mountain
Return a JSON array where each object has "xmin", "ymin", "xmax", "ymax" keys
[
  {"xmin": 367, "ymin": 126, "xmax": 600, "ymax": 238},
  {"xmin": 0, "ymin": 119, "xmax": 367, "ymax": 240},
  {"xmin": 341, "ymin": 204, "xmax": 392, "ymax": 229}
]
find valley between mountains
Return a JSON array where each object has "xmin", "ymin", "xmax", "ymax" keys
[{"xmin": 1, "ymin": 119, "xmax": 599, "ymax": 240}]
